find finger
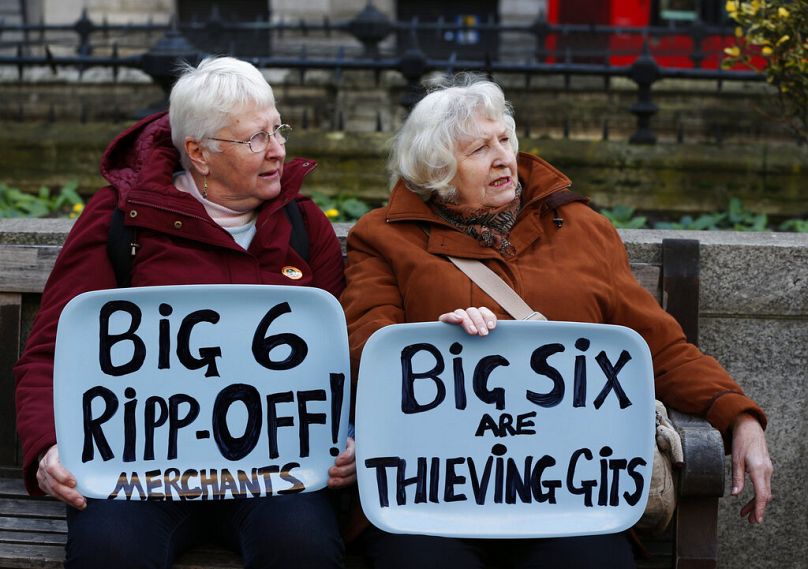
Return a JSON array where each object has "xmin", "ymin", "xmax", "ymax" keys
[
  {"xmin": 331, "ymin": 450, "xmax": 356, "ymax": 468},
  {"xmin": 334, "ymin": 437, "xmax": 356, "ymax": 466},
  {"xmin": 438, "ymin": 311, "xmax": 476, "ymax": 333},
  {"xmin": 53, "ymin": 485, "xmax": 87, "ymax": 510},
  {"xmin": 478, "ymin": 307, "xmax": 497, "ymax": 330},
  {"xmin": 754, "ymin": 496, "xmax": 766, "ymax": 524},
  {"xmin": 39, "ymin": 472, "xmax": 86, "ymax": 509},
  {"xmin": 328, "ymin": 473, "xmax": 357, "ymax": 489},
  {"xmin": 447, "ymin": 309, "xmax": 477, "ymax": 335},
  {"xmin": 731, "ymin": 453, "xmax": 745, "ymax": 496},
  {"xmin": 465, "ymin": 308, "xmax": 489, "ymax": 336},
  {"xmin": 40, "ymin": 448, "xmax": 77, "ymax": 489},
  {"xmin": 740, "ymin": 498, "xmax": 757, "ymax": 523},
  {"xmin": 327, "ymin": 465, "xmax": 357, "ymax": 488},
  {"xmin": 36, "ymin": 468, "xmax": 50, "ymax": 496},
  {"xmin": 750, "ymin": 470, "xmax": 773, "ymax": 523},
  {"xmin": 45, "ymin": 460, "xmax": 77, "ymax": 488},
  {"xmin": 457, "ymin": 309, "xmax": 478, "ymax": 335},
  {"xmin": 438, "ymin": 312, "xmax": 463, "ymax": 324},
  {"xmin": 329, "ymin": 463, "xmax": 356, "ymax": 479}
]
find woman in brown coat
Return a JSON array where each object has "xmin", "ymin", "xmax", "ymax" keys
[{"xmin": 340, "ymin": 75, "xmax": 772, "ymax": 568}]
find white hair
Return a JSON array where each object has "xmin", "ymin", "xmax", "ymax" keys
[
  {"xmin": 389, "ymin": 74, "xmax": 519, "ymax": 200},
  {"xmin": 169, "ymin": 56, "xmax": 275, "ymax": 169}
]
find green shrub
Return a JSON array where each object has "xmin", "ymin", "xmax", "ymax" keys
[
  {"xmin": 599, "ymin": 204, "xmax": 648, "ymax": 229},
  {"xmin": 310, "ymin": 192, "xmax": 372, "ymax": 222},
  {"xmin": 0, "ymin": 181, "xmax": 84, "ymax": 218},
  {"xmin": 653, "ymin": 198, "xmax": 769, "ymax": 231},
  {"xmin": 779, "ymin": 218, "xmax": 808, "ymax": 232},
  {"xmin": 3, "ymin": 183, "xmax": 805, "ymax": 233},
  {"xmin": 600, "ymin": 198, "xmax": 806, "ymax": 232},
  {"xmin": 722, "ymin": 0, "xmax": 808, "ymax": 142}
]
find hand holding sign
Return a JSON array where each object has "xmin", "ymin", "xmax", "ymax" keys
[
  {"xmin": 328, "ymin": 436, "xmax": 357, "ymax": 489},
  {"xmin": 438, "ymin": 306, "xmax": 498, "ymax": 336},
  {"xmin": 54, "ymin": 285, "xmax": 351, "ymax": 501},
  {"xmin": 355, "ymin": 321, "xmax": 655, "ymax": 538},
  {"xmin": 36, "ymin": 445, "xmax": 85, "ymax": 510}
]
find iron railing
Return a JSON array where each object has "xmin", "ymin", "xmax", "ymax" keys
[{"xmin": 0, "ymin": 4, "xmax": 767, "ymax": 144}]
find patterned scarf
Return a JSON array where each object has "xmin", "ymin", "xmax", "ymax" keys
[{"xmin": 430, "ymin": 183, "xmax": 523, "ymax": 257}]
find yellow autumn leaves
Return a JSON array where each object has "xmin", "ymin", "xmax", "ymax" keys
[
  {"xmin": 723, "ymin": 0, "xmax": 806, "ymax": 141},
  {"xmin": 725, "ymin": 1, "xmax": 789, "ymax": 18},
  {"xmin": 723, "ymin": 1, "xmax": 795, "ymax": 59}
]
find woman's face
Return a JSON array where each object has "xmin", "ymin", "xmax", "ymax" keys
[
  {"xmin": 204, "ymin": 103, "xmax": 286, "ymax": 210},
  {"xmin": 449, "ymin": 115, "xmax": 518, "ymax": 209}
]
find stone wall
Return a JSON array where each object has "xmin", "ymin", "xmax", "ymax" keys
[
  {"xmin": 0, "ymin": 76, "xmax": 791, "ymax": 142},
  {"xmin": 0, "ymin": 123, "xmax": 804, "ymax": 218},
  {"xmin": 622, "ymin": 229, "xmax": 807, "ymax": 569}
]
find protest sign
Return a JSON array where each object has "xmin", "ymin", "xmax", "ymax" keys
[
  {"xmin": 355, "ymin": 320, "xmax": 654, "ymax": 538},
  {"xmin": 54, "ymin": 284, "xmax": 350, "ymax": 501}
]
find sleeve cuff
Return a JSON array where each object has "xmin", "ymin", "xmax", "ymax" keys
[{"xmin": 705, "ymin": 391, "xmax": 767, "ymax": 449}]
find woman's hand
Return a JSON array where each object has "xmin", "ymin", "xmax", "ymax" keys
[
  {"xmin": 327, "ymin": 437, "xmax": 356, "ymax": 489},
  {"xmin": 36, "ymin": 445, "xmax": 86, "ymax": 510},
  {"xmin": 439, "ymin": 307, "xmax": 497, "ymax": 336},
  {"xmin": 731, "ymin": 414, "xmax": 773, "ymax": 524}
]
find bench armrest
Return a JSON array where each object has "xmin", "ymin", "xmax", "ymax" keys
[{"xmin": 667, "ymin": 408, "xmax": 725, "ymax": 498}]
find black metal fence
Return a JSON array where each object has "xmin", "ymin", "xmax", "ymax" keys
[{"xmin": 0, "ymin": 4, "xmax": 768, "ymax": 144}]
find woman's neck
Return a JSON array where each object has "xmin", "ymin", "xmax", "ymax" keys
[{"xmin": 174, "ymin": 171, "xmax": 256, "ymax": 228}]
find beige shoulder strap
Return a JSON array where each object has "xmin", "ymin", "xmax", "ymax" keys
[{"xmin": 446, "ymin": 256, "xmax": 547, "ymax": 321}]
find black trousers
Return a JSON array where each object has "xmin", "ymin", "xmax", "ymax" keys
[
  {"xmin": 362, "ymin": 526, "xmax": 636, "ymax": 569},
  {"xmin": 64, "ymin": 491, "xmax": 344, "ymax": 569}
]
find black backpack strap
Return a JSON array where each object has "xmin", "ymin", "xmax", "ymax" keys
[
  {"xmin": 284, "ymin": 199, "xmax": 310, "ymax": 262},
  {"xmin": 107, "ymin": 208, "xmax": 137, "ymax": 288},
  {"xmin": 108, "ymin": 200, "xmax": 309, "ymax": 288},
  {"xmin": 542, "ymin": 190, "xmax": 590, "ymax": 229}
]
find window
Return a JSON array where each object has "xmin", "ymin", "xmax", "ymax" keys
[{"xmin": 659, "ymin": 0, "xmax": 698, "ymax": 22}]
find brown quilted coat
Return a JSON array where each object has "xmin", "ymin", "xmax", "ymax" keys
[{"xmin": 341, "ymin": 152, "xmax": 766, "ymax": 438}]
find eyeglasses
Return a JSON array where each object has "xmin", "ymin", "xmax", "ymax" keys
[{"xmin": 208, "ymin": 124, "xmax": 292, "ymax": 153}]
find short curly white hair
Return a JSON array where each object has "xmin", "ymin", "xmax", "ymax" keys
[
  {"xmin": 388, "ymin": 73, "xmax": 519, "ymax": 200},
  {"xmin": 169, "ymin": 56, "xmax": 275, "ymax": 169}
]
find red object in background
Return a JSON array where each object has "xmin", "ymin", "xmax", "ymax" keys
[{"xmin": 544, "ymin": 0, "xmax": 753, "ymax": 69}]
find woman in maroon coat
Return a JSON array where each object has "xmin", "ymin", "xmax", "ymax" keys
[{"xmin": 15, "ymin": 57, "xmax": 354, "ymax": 569}]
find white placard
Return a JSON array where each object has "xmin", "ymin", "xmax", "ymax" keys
[
  {"xmin": 54, "ymin": 285, "xmax": 351, "ymax": 501},
  {"xmin": 356, "ymin": 321, "xmax": 654, "ymax": 538}
]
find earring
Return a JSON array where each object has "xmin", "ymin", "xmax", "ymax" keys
[{"xmin": 202, "ymin": 175, "xmax": 208, "ymax": 199}]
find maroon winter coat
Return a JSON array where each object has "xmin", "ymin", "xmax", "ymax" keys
[{"xmin": 14, "ymin": 112, "xmax": 345, "ymax": 495}]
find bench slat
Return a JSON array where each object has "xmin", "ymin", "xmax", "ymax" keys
[
  {"xmin": 0, "ymin": 478, "xmax": 35, "ymax": 499},
  {"xmin": 0, "ymin": 530, "xmax": 65, "ymax": 545},
  {"xmin": 0, "ymin": 246, "xmax": 60, "ymax": 294},
  {"xmin": 0, "ymin": 542, "xmax": 64, "ymax": 569},
  {"xmin": 0, "ymin": 516, "xmax": 66, "ymax": 533},
  {"xmin": 0, "ymin": 500, "xmax": 65, "ymax": 519},
  {"xmin": 0, "ymin": 244, "xmax": 664, "ymax": 299}
]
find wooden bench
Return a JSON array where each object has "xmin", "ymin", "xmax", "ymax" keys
[{"xmin": 0, "ymin": 227, "xmax": 725, "ymax": 569}]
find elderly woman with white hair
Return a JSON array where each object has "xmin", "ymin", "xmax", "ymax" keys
[
  {"xmin": 15, "ymin": 57, "xmax": 354, "ymax": 568},
  {"xmin": 340, "ymin": 75, "xmax": 772, "ymax": 568}
]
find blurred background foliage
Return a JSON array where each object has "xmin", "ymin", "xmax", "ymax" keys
[
  {"xmin": 1, "ymin": 181, "xmax": 804, "ymax": 232},
  {"xmin": 722, "ymin": 0, "xmax": 808, "ymax": 142}
]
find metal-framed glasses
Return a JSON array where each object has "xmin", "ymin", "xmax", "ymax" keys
[{"xmin": 208, "ymin": 124, "xmax": 292, "ymax": 153}]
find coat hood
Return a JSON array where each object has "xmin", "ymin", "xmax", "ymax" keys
[{"xmin": 99, "ymin": 112, "xmax": 178, "ymax": 208}]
